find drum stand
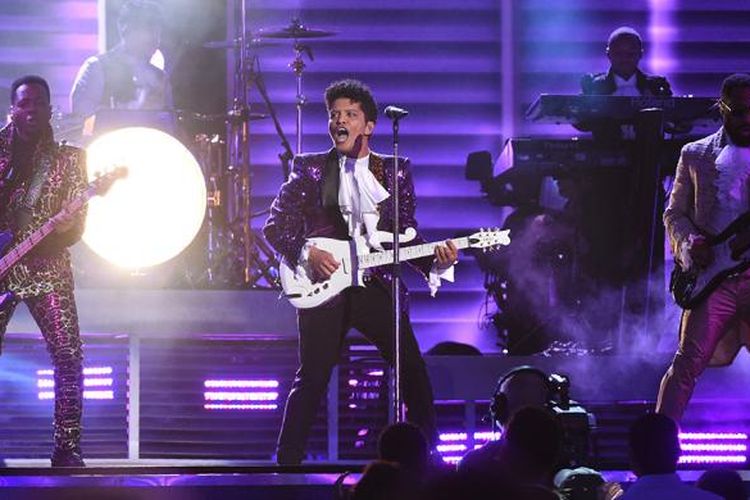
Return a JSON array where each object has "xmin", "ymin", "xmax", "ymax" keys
[
  {"xmin": 207, "ymin": 10, "xmax": 332, "ymax": 287},
  {"xmin": 290, "ymin": 39, "xmax": 313, "ymax": 153},
  {"xmin": 227, "ymin": 0, "xmax": 278, "ymax": 288}
]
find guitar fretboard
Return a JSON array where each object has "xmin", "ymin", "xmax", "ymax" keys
[
  {"xmin": 358, "ymin": 236, "xmax": 470, "ymax": 269},
  {"xmin": 0, "ymin": 189, "xmax": 92, "ymax": 278}
]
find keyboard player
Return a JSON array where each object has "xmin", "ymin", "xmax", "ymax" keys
[
  {"xmin": 579, "ymin": 26, "xmax": 673, "ymax": 144},
  {"xmin": 582, "ymin": 26, "xmax": 671, "ymax": 98}
]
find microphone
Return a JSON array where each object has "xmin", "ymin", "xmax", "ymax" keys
[{"xmin": 384, "ymin": 105, "xmax": 409, "ymax": 120}]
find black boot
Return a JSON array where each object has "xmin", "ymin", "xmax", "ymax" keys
[{"xmin": 51, "ymin": 447, "xmax": 85, "ymax": 467}]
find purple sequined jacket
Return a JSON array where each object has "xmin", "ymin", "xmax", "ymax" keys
[{"xmin": 263, "ymin": 148, "xmax": 433, "ymax": 308}]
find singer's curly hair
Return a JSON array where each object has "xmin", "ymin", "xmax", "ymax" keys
[{"xmin": 324, "ymin": 79, "xmax": 378, "ymax": 123}]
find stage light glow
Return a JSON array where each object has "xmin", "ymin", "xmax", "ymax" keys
[
  {"xmin": 84, "ymin": 378, "xmax": 113, "ymax": 387},
  {"xmin": 436, "ymin": 444, "xmax": 467, "ymax": 453},
  {"xmin": 439, "ymin": 432, "xmax": 468, "ymax": 442},
  {"xmin": 83, "ymin": 127, "xmax": 206, "ymax": 269},
  {"xmin": 204, "ymin": 404, "xmax": 278, "ymax": 411},
  {"xmin": 680, "ymin": 432, "xmax": 748, "ymax": 440},
  {"xmin": 83, "ymin": 390, "xmax": 115, "ymax": 400},
  {"xmin": 439, "ymin": 431, "xmax": 501, "ymax": 442},
  {"xmin": 678, "ymin": 429, "xmax": 749, "ymax": 467},
  {"xmin": 37, "ymin": 366, "xmax": 116, "ymax": 401},
  {"xmin": 204, "ymin": 379, "xmax": 279, "ymax": 389},
  {"xmin": 438, "ymin": 430, "xmax": 502, "ymax": 464},
  {"xmin": 203, "ymin": 379, "xmax": 281, "ymax": 411},
  {"xmin": 204, "ymin": 391, "xmax": 278, "ymax": 402},
  {"xmin": 681, "ymin": 444, "xmax": 747, "ymax": 452},
  {"xmin": 84, "ymin": 367, "xmax": 113, "ymax": 376},
  {"xmin": 678, "ymin": 455, "xmax": 747, "ymax": 464}
]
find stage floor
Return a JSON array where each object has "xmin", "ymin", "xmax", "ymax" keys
[{"xmin": 1, "ymin": 461, "xmax": 749, "ymax": 500}]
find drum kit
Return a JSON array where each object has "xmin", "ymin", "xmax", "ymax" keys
[
  {"xmin": 195, "ymin": 15, "xmax": 336, "ymax": 289},
  {"xmin": 71, "ymin": 13, "xmax": 337, "ymax": 289}
]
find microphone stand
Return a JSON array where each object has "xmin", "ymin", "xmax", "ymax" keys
[{"xmin": 389, "ymin": 114, "xmax": 405, "ymax": 424}]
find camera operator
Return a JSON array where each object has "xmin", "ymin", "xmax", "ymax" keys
[{"xmin": 458, "ymin": 367, "xmax": 593, "ymax": 476}]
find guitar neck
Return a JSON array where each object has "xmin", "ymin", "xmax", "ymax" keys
[
  {"xmin": 0, "ymin": 195, "xmax": 87, "ymax": 278},
  {"xmin": 359, "ymin": 236, "xmax": 469, "ymax": 269}
]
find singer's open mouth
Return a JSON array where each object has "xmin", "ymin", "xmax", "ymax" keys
[{"xmin": 335, "ymin": 127, "xmax": 349, "ymax": 141}]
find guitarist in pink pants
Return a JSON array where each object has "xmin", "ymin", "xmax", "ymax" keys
[
  {"xmin": 658, "ymin": 74, "xmax": 750, "ymax": 421},
  {"xmin": 263, "ymin": 79, "xmax": 457, "ymax": 464},
  {"xmin": 0, "ymin": 76, "xmax": 88, "ymax": 466}
]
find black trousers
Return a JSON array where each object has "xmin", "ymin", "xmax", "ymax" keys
[{"xmin": 276, "ymin": 281, "xmax": 437, "ymax": 464}]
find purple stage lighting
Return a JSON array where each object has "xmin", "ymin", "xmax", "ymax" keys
[
  {"xmin": 678, "ymin": 430, "xmax": 748, "ymax": 466},
  {"xmin": 680, "ymin": 432, "xmax": 748, "ymax": 441},
  {"xmin": 203, "ymin": 379, "xmax": 280, "ymax": 411},
  {"xmin": 37, "ymin": 366, "xmax": 115, "ymax": 401},
  {"xmin": 437, "ymin": 430, "xmax": 501, "ymax": 463},
  {"xmin": 679, "ymin": 455, "xmax": 747, "ymax": 464}
]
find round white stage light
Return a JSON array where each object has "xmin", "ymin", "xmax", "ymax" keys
[{"xmin": 83, "ymin": 127, "xmax": 206, "ymax": 269}]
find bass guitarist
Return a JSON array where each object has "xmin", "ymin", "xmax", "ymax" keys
[
  {"xmin": 0, "ymin": 75, "xmax": 88, "ymax": 466},
  {"xmin": 657, "ymin": 73, "xmax": 750, "ymax": 421},
  {"xmin": 263, "ymin": 79, "xmax": 457, "ymax": 465}
]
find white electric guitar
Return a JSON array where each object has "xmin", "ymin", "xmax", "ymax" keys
[{"xmin": 279, "ymin": 228, "xmax": 511, "ymax": 309}]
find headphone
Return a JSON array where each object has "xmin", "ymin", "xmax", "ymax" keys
[{"xmin": 489, "ymin": 365, "xmax": 555, "ymax": 426}]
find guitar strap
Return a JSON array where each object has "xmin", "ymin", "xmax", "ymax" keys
[
  {"xmin": 16, "ymin": 143, "xmax": 56, "ymax": 233},
  {"xmin": 0, "ymin": 122, "xmax": 56, "ymax": 226}
]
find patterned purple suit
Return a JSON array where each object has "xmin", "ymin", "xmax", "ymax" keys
[
  {"xmin": 0, "ymin": 122, "xmax": 87, "ymax": 463},
  {"xmin": 263, "ymin": 148, "xmax": 437, "ymax": 464}
]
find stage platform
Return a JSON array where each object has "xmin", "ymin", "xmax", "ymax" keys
[
  {"xmin": 2, "ymin": 289, "xmax": 749, "ymax": 479},
  {"xmin": 0, "ymin": 461, "xmax": 749, "ymax": 500},
  {"xmin": 0, "ymin": 461, "xmax": 359, "ymax": 500}
]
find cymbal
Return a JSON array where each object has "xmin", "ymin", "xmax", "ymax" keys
[
  {"xmin": 258, "ymin": 19, "xmax": 336, "ymax": 39},
  {"xmin": 203, "ymin": 38, "xmax": 277, "ymax": 50}
]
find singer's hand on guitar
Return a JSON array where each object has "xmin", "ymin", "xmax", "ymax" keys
[
  {"xmin": 689, "ymin": 235, "xmax": 713, "ymax": 268},
  {"xmin": 434, "ymin": 239, "xmax": 458, "ymax": 270},
  {"xmin": 308, "ymin": 246, "xmax": 340, "ymax": 281}
]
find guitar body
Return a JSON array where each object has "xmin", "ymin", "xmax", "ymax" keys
[
  {"xmin": 670, "ymin": 255, "xmax": 750, "ymax": 310},
  {"xmin": 670, "ymin": 214, "xmax": 750, "ymax": 309},
  {"xmin": 279, "ymin": 237, "xmax": 366, "ymax": 310}
]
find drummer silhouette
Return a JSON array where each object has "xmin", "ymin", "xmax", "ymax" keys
[{"xmin": 69, "ymin": 0, "xmax": 171, "ymax": 136}]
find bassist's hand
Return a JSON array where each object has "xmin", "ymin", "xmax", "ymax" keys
[
  {"xmin": 689, "ymin": 236, "xmax": 713, "ymax": 268},
  {"xmin": 54, "ymin": 212, "xmax": 77, "ymax": 234},
  {"xmin": 308, "ymin": 246, "xmax": 340, "ymax": 281}
]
